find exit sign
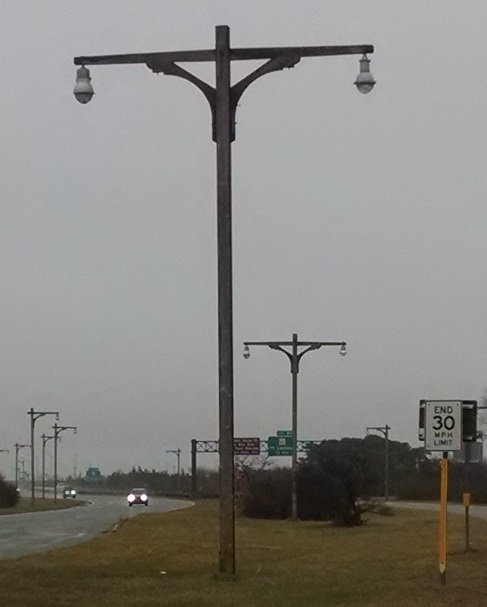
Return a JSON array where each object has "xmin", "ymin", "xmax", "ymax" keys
[{"xmin": 268, "ymin": 435, "xmax": 293, "ymax": 456}]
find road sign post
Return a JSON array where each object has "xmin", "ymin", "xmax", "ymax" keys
[
  {"xmin": 439, "ymin": 454, "xmax": 448, "ymax": 585},
  {"xmin": 463, "ymin": 492, "xmax": 471, "ymax": 553},
  {"xmin": 419, "ymin": 399, "xmax": 476, "ymax": 587}
]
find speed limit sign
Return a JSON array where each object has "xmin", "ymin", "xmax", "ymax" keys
[{"xmin": 424, "ymin": 401, "xmax": 462, "ymax": 451}]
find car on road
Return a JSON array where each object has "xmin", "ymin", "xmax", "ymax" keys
[
  {"xmin": 63, "ymin": 487, "xmax": 77, "ymax": 499},
  {"xmin": 127, "ymin": 488, "xmax": 149, "ymax": 507}
]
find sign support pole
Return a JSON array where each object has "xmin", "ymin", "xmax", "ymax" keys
[
  {"xmin": 439, "ymin": 451, "xmax": 448, "ymax": 585},
  {"xmin": 463, "ymin": 492, "xmax": 471, "ymax": 552}
]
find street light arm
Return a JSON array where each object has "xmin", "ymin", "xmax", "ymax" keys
[
  {"xmin": 366, "ymin": 425, "xmax": 390, "ymax": 438},
  {"xmin": 54, "ymin": 426, "xmax": 77, "ymax": 437},
  {"xmin": 231, "ymin": 44, "xmax": 374, "ymax": 61},
  {"xmin": 244, "ymin": 340, "xmax": 344, "ymax": 347},
  {"xmin": 29, "ymin": 410, "xmax": 60, "ymax": 423},
  {"xmin": 74, "ymin": 50, "xmax": 216, "ymax": 66},
  {"xmin": 74, "ymin": 44, "xmax": 373, "ymax": 67},
  {"xmin": 75, "ymin": 42, "xmax": 374, "ymax": 140},
  {"xmin": 245, "ymin": 339, "xmax": 345, "ymax": 371}
]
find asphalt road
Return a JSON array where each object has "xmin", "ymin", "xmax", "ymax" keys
[
  {"xmin": 393, "ymin": 500, "xmax": 487, "ymax": 520},
  {"xmin": 0, "ymin": 494, "xmax": 192, "ymax": 560}
]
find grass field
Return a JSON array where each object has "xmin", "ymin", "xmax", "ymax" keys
[
  {"xmin": 0, "ymin": 497, "xmax": 82, "ymax": 515},
  {"xmin": 2, "ymin": 500, "xmax": 487, "ymax": 606}
]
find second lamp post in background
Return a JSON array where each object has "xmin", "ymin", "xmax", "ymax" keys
[
  {"xmin": 366, "ymin": 424, "xmax": 391, "ymax": 501},
  {"xmin": 14, "ymin": 443, "xmax": 29, "ymax": 491},
  {"xmin": 52, "ymin": 423, "xmax": 77, "ymax": 501},
  {"xmin": 41, "ymin": 433, "xmax": 55, "ymax": 499},
  {"xmin": 27, "ymin": 408, "xmax": 59, "ymax": 505},
  {"xmin": 166, "ymin": 448, "xmax": 182, "ymax": 492},
  {"xmin": 243, "ymin": 333, "xmax": 346, "ymax": 520}
]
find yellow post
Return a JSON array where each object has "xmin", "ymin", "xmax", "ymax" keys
[{"xmin": 439, "ymin": 455, "xmax": 448, "ymax": 585}]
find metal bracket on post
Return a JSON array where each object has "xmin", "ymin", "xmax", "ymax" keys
[
  {"xmin": 147, "ymin": 54, "xmax": 301, "ymax": 143},
  {"xmin": 146, "ymin": 60, "xmax": 217, "ymax": 140},
  {"xmin": 229, "ymin": 55, "xmax": 301, "ymax": 141}
]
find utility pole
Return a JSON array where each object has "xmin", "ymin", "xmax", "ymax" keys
[
  {"xmin": 27, "ymin": 408, "xmax": 59, "ymax": 505},
  {"xmin": 52, "ymin": 424, "xmax": 77, "ymax": 501},
  {"xmin": 166, "ymin": 449, "xmax": 182, "ymax": 492},
  {"xmin": 14, "ymin": 443, "xmax": 30, "ymax": 491},
  {"xmin": 73, "ymin": 26, "xmax": 374, "ymax": 574},
  {"xmin": 41, "ymin": 434, "xmax": 55, "ymax": 499},
  {"xmin": 366, "ymin": 424, "xmax": 391, "ymax": 501},
  {"xmin": 244, "ymin": 333, "xmax": 346, "ymax": 519}
]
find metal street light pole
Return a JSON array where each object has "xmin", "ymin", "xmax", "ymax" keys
[
  {"xmin": 14, "ymin": 443, "xmax": 30, "ymax": 491},
  {"xmin": 27, "ymin": 408, "xmax": 59, "ymax": 505},
  {"xmin": 19, "ymin": 459, "xmax": 26, "ymax": 480},
  {"xmin": 166, "ymin": 449, "xmax": 182, "ymax": 492},
  {"xmin": 73, "ymin": 26, "xmax": 374, "ymax": 574},
  {"xmin": 52, "ymin": 424, "xmax": 77, "ymax": 501},
  {"xmin": 366, "ymin": 424, "xmax": 391, "ymax": 501},
  {"xmin": 41, "ymin": 434, "xmax": 55, "ymax": 499},
  {"xmin": 244, "ymin": 333, "xmax": 347, "ymax": 520}
]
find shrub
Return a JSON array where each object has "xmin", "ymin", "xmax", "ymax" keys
[
  {"xmin": 298, "ymin": 444, "xmax": 367, "ymax": 526},
  {"xmin": 0, "ymin": 475, "xmax": 19, "ymax": 508},
  {"xmin": 240, "ymin": 468, "xmax": 291, "ymax": 519},
  {"xmin": 241, "ymin": 459, "xmax": 366, "ymax": 526}
]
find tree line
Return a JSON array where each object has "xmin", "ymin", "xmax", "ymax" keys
[{"xmin": 50, "ymin": 435, "xmax": 487, "ymax": 527}]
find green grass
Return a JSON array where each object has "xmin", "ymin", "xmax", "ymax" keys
[
  {"xmin": 1, "ymin": 500, "xmax": 487, "ymax": 606},
  {"xmin": 0, "ymin": 498, "xmax": 82, "ymax": 515}
]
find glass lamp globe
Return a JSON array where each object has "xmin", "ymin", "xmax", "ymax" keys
[
  {"xmin": 354, "ymin": 55, "xmax": 376, "ymax": 94},
  {"xmin": 74, "ymin": 66, "xmax": 94, "ymax": 104}
]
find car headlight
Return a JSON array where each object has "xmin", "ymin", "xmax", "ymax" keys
[
  {"xmin": 140, "ymin": 494, "xmax": 148, "ymax": 501},
  {"xmin": 127, "ymin": 494, "xmax": 135, "ymax": 502}
]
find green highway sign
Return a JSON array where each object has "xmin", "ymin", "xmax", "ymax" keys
[
  {"xmin": 276, "ymin": 430, "xmax": 293, "ymax": 437},
  {"xmin": 268, "ymin": 435, "xmax": 293, "ymax": 456}
]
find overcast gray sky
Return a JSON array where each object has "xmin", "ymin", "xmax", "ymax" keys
[{"xmin": 0, "ymin": 1, "xmax": 486, "ymax": 478}]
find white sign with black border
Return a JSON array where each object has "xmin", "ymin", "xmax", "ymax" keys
[{"xmin": 424, "ymin": 400, "xmax": 462, "ymax": 451}]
